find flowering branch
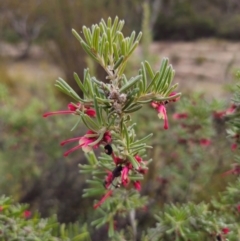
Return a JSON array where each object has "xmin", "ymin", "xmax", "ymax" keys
[{"xmin": 43, "ymin": 16, "xmax": 180, "ymax": 237}]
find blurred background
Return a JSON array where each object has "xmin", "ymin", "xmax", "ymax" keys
[{"xmin": 0, "ymin": 0, "xmax": 239, "ymax": 239}]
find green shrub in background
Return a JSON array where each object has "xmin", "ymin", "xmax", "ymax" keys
[
  {"xmin": 0, "ymin": 195, "xmax": 90, "ymax": 241},
  {"xmin": 0, "ymin": 81, "xmax": 96, "ymax": 223}
]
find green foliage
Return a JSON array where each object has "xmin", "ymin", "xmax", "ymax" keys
[
  {"xmin": 0, "ymin": 83, "xmax": 70, "ymax": 197},
  {"xmin": 0, "ymin": 82, "xmax": 93, "ymax": 223},
  {"xmin": 0, "ymin": 196, "xmax": 91, "ymax": 240}
]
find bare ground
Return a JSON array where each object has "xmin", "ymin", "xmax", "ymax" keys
[{"xmin": 148, "ymin": 39, "xmax": 240, "ymax": 98}]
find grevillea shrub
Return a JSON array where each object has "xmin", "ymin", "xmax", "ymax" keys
[
  {"xmin": 42, "ymin": 17, "xmax": 240, "ymax": 240},
  {"xmin": 43, "ymin": 16, "xmax": 180, "ymax": 238}
]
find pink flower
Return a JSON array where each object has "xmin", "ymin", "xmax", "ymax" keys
[
  {"xmin": 104, "ymin": 171, "xmax": 114, "ymax": 188},
  {"xmin": 43, "ymin": 103, "xmax": 96, "ymax": 118},
  {"xmin": 94, "ymin": 190, "xmax": 113, "ymax": 209},
  {"xmin": 237, "ymin": 204, "xmax": 240, "ymax": 212},
  {"xmin": 151, "ymin": 102, "xmax": 169, "ymax": 129},
  {"xmin": 231, "ymin": 143, "xmax": 237, "ymax": 151},
  {"xmin": 23, "ymin": 210, "xmax": 31, "ymax": 218},
  {"xmin": 135, "ymin": 155, "xmax": 148, "ymax": 174},
  {"xmin": 213, "ymin": 110, "xmax": 226, "ymax": 119},
  {"xmin": 121, "ymin": 166, "xmax": 130, "ymax": 187},
  {"xmin": 133, "ymin": 181, "xmax": 141, "ymax": 191},
  {"xmin": 60, "ymin": 130, "xmax": 111, "ymax": 156},
  {"xmin": 199, "ymin": 138, "xmax": 211, "ymax": 147},
  {"xmin": 113, "ymin": 156, "xmax": 124, "ymax": 166},
  {"xmin": 173, "ymin": 113, "xmax": 188, "ymax": 119},
  {"xmin": 222, "ymin": 164, "xmax": 240, "ymax": 176},
  {"xmin": 226, "ymin": 104, "xmax": 237, "ymax": 115},
  {"xmin": 157, "ymin": 177, "xmax": 168, "ymax": 185},
  {"xmin": 68, "ymin": 103, "xmax": 79, "ymax": 111},
  {"xmin": 142, "ymin": 205, "xmax": 148, "ymax": 212},
  {"xmin": 169, "ymin": 92, "xmax": 180, "ymax": 102},
  {"xmin": 135, "ymin": 155, "xmax": 142, "ymax": 163},
  {"xmin": 112, "ymin": 153, "xmax": 125, "ymax": 165},
  {"xmin": 222, "ymin": 227, "xmax": 230, "ymax": 235},
  {"xmin": 85, "ymin": 108, "xmax": 96, "ymax": 117},
  {"xmin": 138, "ymin": 167, "xmax": 148, "ymax": 175}
]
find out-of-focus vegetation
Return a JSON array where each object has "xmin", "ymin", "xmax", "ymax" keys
[
  {"xmin": 154, "ymin": 0, "xmax": 240, "ymax": 40},
  {"xmin": 0, "ymin": 0, "xmax": 240, "ymax": 240},
  {"xmin": 0, "ymin": 196, "xmax": 91, "ymax": 240},
  {"xmin": 1, "ymin": 0, "xmax": 240, "ymax": 85}
]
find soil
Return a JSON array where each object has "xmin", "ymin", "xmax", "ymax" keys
[{"xmin": 148, "ymin": 39, "xmax": 240, "ymax": 98}]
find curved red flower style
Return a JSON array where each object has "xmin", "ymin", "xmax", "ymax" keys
[
  {"xmin": 94, "ymin": 190, "xmax": 113, "ymax": 209},
  {"xmin": 43, "ymin": 102, "xmax": 96, "ymax": 118}
]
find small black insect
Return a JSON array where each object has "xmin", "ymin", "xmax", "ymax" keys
[
  {"xmin": 103, "ymin": 165, "xmax": 122, "ymax": 188},
  {"xmin": 216, "ymin": 234, "xmax": 222, "ymax": 241},
  {"xmin": 104, "ymin": 144, "xmax": 113, "ymax": 155},
  {"xmin": 112, "ymin": 165, "xmax": 122, "ymax": 178}
]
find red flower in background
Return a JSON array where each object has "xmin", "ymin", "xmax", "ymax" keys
[
  {"xmin": 231, "ymin": 143, "xmax": 237, "ymax": 151},
  {"xmin": 237, "ymin": 204, "xmax": 240, "ymax": 212},
  {"xmin": 199, "ymin": 138, "xmax": 211, "ymax": 147},
  {"xmin": 222, "ymin": 227, "xmax": 230, "ymax": 235},
  {"xmin": 222, "ymin": 164, "xmax": 240, "ymax": 176},
  {"xmin": 213, "ymin": 104, "xmax": 237, "ymax": 119},
  {"xmin": 226, "ymin": 104, "xmax": 237, "ymax": 115},
  {"xmin": 213, "ymin": 110, "xmax": 226, "ymax": 119},
  {"xmin": 23, "ymin": 210, "xmax": 31, "ymax": 218},
  {"xmin": 173, "ymin": 113, "xmax": 188, "ymax": 119}
]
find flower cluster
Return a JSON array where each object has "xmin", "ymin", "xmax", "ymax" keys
[{"xmin": 94, "ymin": 154, "xmax": 148, "ymax": 209}]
